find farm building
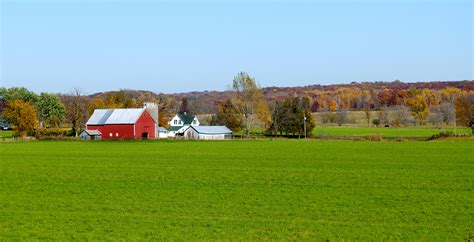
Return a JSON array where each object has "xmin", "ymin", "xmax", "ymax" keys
[
  {"xmin": 86, "ymin": 108, "xmax": 156, "ymax": 140},
  {"xmin": 167, "ymin": 113, "xmax": 200, "ymax": 137},
  {"xmin": 158, "ymin": 127, "xmax": 169, "ymax": 138},
  {"xmin": 183, "ymin": 126, "xmax": 232, "ymax": 140},
  {"xmin": 143, "ymin": 102, "xmax": 159, "ymax": 137},
  {"xmin": 79, "ymin": 129, "xmax": 102, "ymax": 140}
]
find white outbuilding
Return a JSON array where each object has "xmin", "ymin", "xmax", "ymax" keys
[
  {"xmin": 183, "ymin": 126, "xmax": 232, "ymax": 140},
  {"xmin": 79, "ymin": 129, "xmax": 102, "ymax": 140},
  {"xmin": 158, "ymin": 127, "xmax": 169, "ymax": 138}
]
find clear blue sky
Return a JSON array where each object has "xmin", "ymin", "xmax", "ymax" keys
[{"xmin": 1, "ymin": 0, "xmax": 472, "ymax": 94}]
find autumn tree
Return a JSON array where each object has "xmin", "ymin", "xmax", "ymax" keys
[
  {"xmin": 328, "ymin": 99, "xmax": 337, "ymax": 111},
  {"xmin": 455, "ymin": 93, "xmax": 474, "ymax": 133},
  {"xmin": 87, "ymin": 97, "xmax": 106, "ymax": 116},
  {"xmin": 156, "ymin": 95, "xmax": 174, "ymax": 128},
  {"xmin": 256, "ymin": 96, "xmax": 272, "ymax": 130},
  {"xmin": 3, "ymin": 100, "xmax": 38, "ymax": 137},
  {"xmin": 311, "ymin": 100, "xmax": 320, "ymax": 112},
  {"xmin": 210, "ymin": 99, "xmax": 242, "ymax": 132},
  {"xmin": 229, "ymin": 72, "xmax": 269, "ymax": 137},
  {"xmin": 377, "ymin": 89, "xmax": 397, "ymax": 107},
  {"xmin": 87, "ymin": 90, "xmax": 141, "ymax": 115},
  {"xmin": 406, "ymin": 95, "xmax": 428, "ymax": 125}
]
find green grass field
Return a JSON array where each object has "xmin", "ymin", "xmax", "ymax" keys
[
  {"xmin": 313, "ymin": 126, "xmax": 472, "ymax": 138},
  {"xmin": 1, "ymin": 140, "xmax": 473, "ymax": 240},
  {"xmin": 0, "ymin": 130, "xmax": 13, "ymax": 138}
]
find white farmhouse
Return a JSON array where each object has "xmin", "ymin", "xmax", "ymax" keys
[{"xmin": 167, "ymin": 113, "xmax": 200, "ymax": 137}]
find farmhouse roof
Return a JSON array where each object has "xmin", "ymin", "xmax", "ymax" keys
[
  {"xmin": 189, "ymin": 125, "xmax": 232, "ymax": 134},
  {"xmin": 177, "ymin": 114, "xmax": 196, "ymax": 125},
  {"xmin": 86, "ymin": 108, "xmax": 148, "ymax": 125},
  {"xmin": 167, "ymin": 125, "xmax": 184, "ymax": 132},
  {"xmin": 81, "ymin": 129, "xmax": 102, "ymax": 136}
]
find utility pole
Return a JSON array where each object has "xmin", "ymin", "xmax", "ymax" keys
[{"xmin": 304, "ymin": 113, "xmax": 307, "ymax": 139}]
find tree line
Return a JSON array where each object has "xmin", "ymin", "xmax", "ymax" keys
[{"xmin": 1, "ymin": 75, "xmax": 473, "ymax": 137}]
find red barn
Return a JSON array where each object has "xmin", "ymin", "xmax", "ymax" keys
[{"xmin": 86, "ymin": 108, "xmax": 156, "ymax": 140}]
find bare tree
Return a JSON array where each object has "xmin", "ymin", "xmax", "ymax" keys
[
  {"xmin": 335, "ymin": 109, "xmax": 350, "ymax": 126},
  {"xmin": 359, "ymin": 90, "xmax": 372, "ymax": 126},
  {"xmin": 391, "ymin": 105, "xmax": 411, "ymax": 127},
  {"xmin": 440, "ymin": 101, "xmax": 456, "ymax": 125},
  {"xmin": 378, "ymin": 106, "xmax": 390, "ymax": 126},
  {"xmin": 428, "ymin": 106, "xmax": 443, "ymax": 128},
  {"xmin": 62, "ymin": 88, "xmax": 88, "ymax": 137}
]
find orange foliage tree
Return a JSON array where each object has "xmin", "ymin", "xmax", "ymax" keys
[{"xmin": 328, "ymin": 99, "xmax": 337, "ymax": 111}]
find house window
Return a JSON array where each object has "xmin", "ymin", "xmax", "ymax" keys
[
  {"xmin": 109, "ymin": 133, "xmax": 112, "ymax": 137},
  {"xmin": 193, "ymin": 120, "xmax": 197, "ymax": 124},
  {"xmin": 116, "ymin": 133, "xmax": 119, "ymax": 137},
  {"xmin": 174, "ymin": 120, "xmax": 177, "ymax": 125}
]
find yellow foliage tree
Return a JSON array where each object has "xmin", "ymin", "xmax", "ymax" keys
[
  {"xmin": 256, "ymin": 96, "xmax": 272, "ymax": 128},
  {"xmin": 3, "ymin": 100, "xmax": 39, "ymax": 137},
  {"xmin": 230, "ymin": 72, "xmax": 269, "ymax": 137},
  {"xmin": 406, "ymin": 95, "xmax": 428, "ymax": 125}
]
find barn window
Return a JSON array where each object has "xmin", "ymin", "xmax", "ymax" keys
[
  {"xmin": 109, "ymin": 133, "xmax": 112, "ymax": 137},
  {"xmin": 116, "ymin": 133, "xmax": 119, "ymax": 137}
]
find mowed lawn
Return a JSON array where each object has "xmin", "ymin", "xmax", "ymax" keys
[
  {"xmin": 313, "ymin": 126, "xmax": 472, "ymax": 138},
  {"xmin": 1, "ymin": 140, "xmax": 473, "ymax": 240}
]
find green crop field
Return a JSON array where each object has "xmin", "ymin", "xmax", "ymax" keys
[
  {"xmin": 1, "ymin": 140, "xmax": 473, "ymax": 240},
  {"xmin": 313, "ymin": 126, "xmax": 472, "ymax": 138}
]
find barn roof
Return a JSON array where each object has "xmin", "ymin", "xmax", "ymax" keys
[
  {"xmin": 188, "ymin": 126, "xmax": 232, "ymax": 134},
  {"xmin": 86, "ymin": 108, "xmax": 147, "ymax": 125}
]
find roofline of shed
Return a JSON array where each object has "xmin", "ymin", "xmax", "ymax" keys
[{"xmin": 186, "ymin": 126, "xmax": 232, "ymax": 134}]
